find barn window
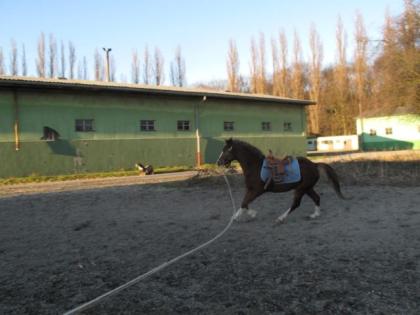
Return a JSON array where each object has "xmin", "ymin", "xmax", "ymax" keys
[
  {"xmin": 224, "ymin": 121, "xmax": 234, "ymax": 131},
  {"xmin": 385, "ymin": 127, "xmax": 393, "ymax": 135},
  {"xmin": 75, "ymin": 119, "xmax": 95, "ymax": 132},
  {"xmin": 41, "ymin": 126, "xmax": 60, "ymax": 141},
  {"xmin": 177, "ymin": 120, "xmax": 190, "ymax": 131},
  {"xmin": 140, "ymin": 120, "xmax": 155, "ymax": 131},
  {"xmin": 369, "ymin": 129, "xmax": 376, "ymax": 136},
  {"xmin": 262, "ymin": 121, "xmax": 271, "ymax": 131},
  {"xmin": 283, "ymin": 122, "xmax": 292, "ymax": 132}
]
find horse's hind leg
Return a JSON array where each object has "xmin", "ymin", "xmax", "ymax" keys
[
  {"xmin": 306, "ymin": 188, "xmax": 321, "ymax": 219},
  {"xmin": 276, "ymin": 189, "xmax": 304, "ymax": 224}
]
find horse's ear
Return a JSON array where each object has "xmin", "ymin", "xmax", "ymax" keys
[{"xmin": 225, "ymin": 138, "xmax": 233, "ymax": 146}]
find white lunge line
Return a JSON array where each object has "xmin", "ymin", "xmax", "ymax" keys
[{"xmin": 63, "ymin": 174, "xmax": 237, "ymax": 315}]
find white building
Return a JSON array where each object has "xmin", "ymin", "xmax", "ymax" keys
[{"xmin": 315, "ymin": 135, "xmax": 359, "ymax": 152}]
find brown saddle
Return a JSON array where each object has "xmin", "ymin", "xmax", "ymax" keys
[{"xmin": 264, "ymin": 150, "xmax": 291, "ymax": 189}]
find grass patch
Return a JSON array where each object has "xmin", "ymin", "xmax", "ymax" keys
[{"xmin": 0, "ymin": 165, "xmax": 194, "ymax": 186}]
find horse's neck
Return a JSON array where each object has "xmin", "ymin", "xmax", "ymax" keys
[{"xmin": 236, "ymin": 150, "xmax": 263, "ymax": 176}]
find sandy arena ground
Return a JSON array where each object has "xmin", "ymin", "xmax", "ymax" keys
[{"xmin": 0, "ymin": 172, "xmax": 419, "ymax": 314}]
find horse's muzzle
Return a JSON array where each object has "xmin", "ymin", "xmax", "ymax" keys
[{"xmin": 217, "ymin": 159, "xmax": 231, "ymax": 167}]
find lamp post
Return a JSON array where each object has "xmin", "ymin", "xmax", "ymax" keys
[{"xmin": 102, "ymin": 47, "xmax": 112, "ymax": 82}]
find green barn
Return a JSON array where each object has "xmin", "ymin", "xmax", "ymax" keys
[{"xmin": 0, "ymin": 76, "xmax": 314, "ymax": 178}]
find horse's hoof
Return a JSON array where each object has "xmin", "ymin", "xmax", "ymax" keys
[
  {"xmin": 247, "ymin": 209, "xmax": 257, "ymax": 219},
  {"xmin": 309, "ymin": 214, "xmax": 320, "ymax": 219},
  {"xmin": 235, "ymin": 216, "xmax": 255, "ymax": 223},
  {"xmin": 233, "ymin": 208, "xmax": 245, "ymax": 221},
  {"xmin": 274, "ymin": 218, "xmax": 285, "ymax": 225},
  {"xmin": 233, "ymin": 216, "xmax": 242, "ymax": 222}
]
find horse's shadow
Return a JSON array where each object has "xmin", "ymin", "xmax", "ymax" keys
[
  {"xmin": 46, "ymin": 140, "xmax": 78, "ymax": 156},
  {"xmin": 203, "ymin": 138, "xmax": 225, "ymax": 163}
]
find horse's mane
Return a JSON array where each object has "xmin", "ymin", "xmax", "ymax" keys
[{"xmin": 233, "ymin": 139, "xmax": 265, "ymax": 160}]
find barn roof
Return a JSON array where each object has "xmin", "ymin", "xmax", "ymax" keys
[{"xmin": 0, "ymin": 76, "xmax": 315, "ymax": 106}]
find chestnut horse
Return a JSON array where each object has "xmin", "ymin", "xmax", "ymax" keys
[{"xmin": 216, "ymin": 138, "xmax": 346, "ymax": 223}]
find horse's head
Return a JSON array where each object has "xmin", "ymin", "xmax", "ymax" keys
[{"xmin": 216, "ymin": 138, "xmax": 235, "ymax": 167}]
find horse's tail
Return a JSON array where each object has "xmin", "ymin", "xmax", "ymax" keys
[{"xmin": 317, "ymin": 163, "xmax": 348, "ymax": 200}]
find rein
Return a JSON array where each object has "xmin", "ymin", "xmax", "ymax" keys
[{"xmin": 63, "ymin": 172, "xmax": 237, "ymax": 315}]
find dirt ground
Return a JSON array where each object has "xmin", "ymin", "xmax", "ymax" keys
[{"xmin": 0, "ymin": 170, "xmax": 419, "ymax": 314}]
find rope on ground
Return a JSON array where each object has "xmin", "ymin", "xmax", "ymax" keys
[{"xmin": 63, "ymin": 173, "xmax": 237, "ymax": 315}]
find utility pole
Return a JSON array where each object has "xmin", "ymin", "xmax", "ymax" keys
[{"xmin": 102, "ymin": 47, "xmax": 111, "ymax": 82}]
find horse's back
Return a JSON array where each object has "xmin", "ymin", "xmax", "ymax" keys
[
  {"xmin": 297, "ymin": 156, "xmax": 320, "ymax": 183},
  {"xmin": 268, "ymin": 157, "xmax": 309, "ymax": 192}
]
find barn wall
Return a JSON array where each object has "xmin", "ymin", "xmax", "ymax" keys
[
  {"xmin": 199, "ymin": 99, "xmax": 306, "ymax": 162},
  {"xmin": 0, "ymin": 90, "xmax": 14, "ymax": 142},
  {"xmin": 0, "ymin": 88, "xmax": 307, "ymax": 177}
]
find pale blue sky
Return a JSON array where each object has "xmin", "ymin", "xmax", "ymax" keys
[{"xmin": 0, "ymin": 0, "xmax": 404, "ymax": 84}]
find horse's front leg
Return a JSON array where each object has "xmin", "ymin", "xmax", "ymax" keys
[{"xmin": 234, "ymin": 188, "xmax": 263, "ymax": 221}]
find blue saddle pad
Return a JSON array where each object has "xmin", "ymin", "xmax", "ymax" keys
[{"xmin": 260, "ymin": 157, "xmax": 301, "ymax": 184}]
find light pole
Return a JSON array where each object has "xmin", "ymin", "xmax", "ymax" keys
[{"xmin": 102, "ymin": 47, "xmax": 112, "ymax": 82}]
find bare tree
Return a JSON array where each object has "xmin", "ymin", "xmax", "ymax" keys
[
  {"xmin": 110, "ymin": 55, "xmax": 116, "ymax": 82},
  {"xmin": 271, "ymin": 33, "xmax": 288, "ymax": 97},
  {"xmin": 48, "ymin": 34, "xmax": 57, "ymax": 78},
  {"xmin": 36, "ymin": 32, "xmax": 46, "ymax": 77},
  {"xmin": 170, "ymin": 46, "xmax": 186, "ymax": 87},
  {"xmin": 278, "ymin": 30, "xmax": 289, "ymax": 97},
  {"xmin": 82, "ymin": 56, "xmax": 88, "ymax": 80},
  {"xmin": 395, "ymin": 0, "xmax": 418, "ymax": 110},
  {"xmin": 21, "ymin": 44, "xmax": 27, "ymax": 76},
  {"xmin": 143, "ymin": 46, "xmax": 151, "ymax": 84},
  {"xmin": 94, "ymin": 49, "xmax": 103, "ymax": 81},
  {"xmin": 153, "ymin": 47, "xmax": 165, "ymax": 85},
  {"xmin": 10, "ymin": 39, "xmax": 18, "ymax": 75},
  {"xmin": 77, "ymin": 60, "xmax": 83, "ymax": 79},
  {"xmin": 60, "ymin": 40, "xmax": 66, "ymax": 78},
  {"xmin": 308, "ymin": 23, "xmax": 323, "ymax": 134},
  {"xmin": 226, "ymin": 39, "xmax": 240, "ymax": 92},
  {"xmin": 399, "ymin": 0, "xmax": 417, "ymax": 52},
  {"xmin": 271, "ymin": 37, "xmax": 280, "ymax": 95},
  {"xmin": 257, "ymin": 32, "xmax": 267, "ymax": 94},
  {"xmin": 170, "ymin": 63, "xmax": 176, "ymax": 86},
  {"xmin": 354, "ymin": 11, "xmax": 368, "ymax": 130},
  {"xmin": 68, "ymin": 41, "xmax": 76, "ymax": 79},
  {"xmin": 238, "ymin": 75, "xmax": 250, "ymax": 93},
  {"xmin": 372, "ymin": 2, "xmax": 419, "ymax": 112},
  {"xmin": 131, "ymin": 49, "xmax": 140, "ymax": 83},
  {"xmin": 0, "ymin": 47, "xmax": 5, "ymax": 75},
  {"xmin": 290, "ymin": 30, "xmax": 304, "ymax": 99},
  {"xmin": 249, "ymin": 37, "xmax": 258, "ymax": 93},
  {"xmin": 334, "ymin": 16, "xmax": 351, "ymax": 134},
  {"xmin": 249, "ymin": 33, "xmax": 267, "ymax": 94}
]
